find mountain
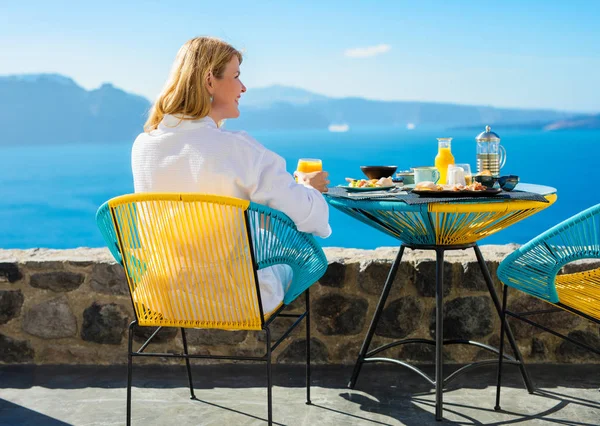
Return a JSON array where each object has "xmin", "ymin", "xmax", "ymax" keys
[
  {"xmin": 232, "ymin": 89, "xmax": 583, "ymax": 131},
  {"xmin": 0, "ymin": 74, "xmax": 150, "ymax": 145},
  {"xmin": 543, "ymin": 114, "xmax": 600, "ymax": 130},
  {"xmin": 0, "ymin": 73, "xmax": 595, "ymax": 145},
  {"xmin": 240, "ymin": 84, "xmax": 328, "ymax": 107}
]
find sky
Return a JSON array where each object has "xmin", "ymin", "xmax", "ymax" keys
[{"xmin": 2, "ymin": 0, "xmax": 599, "ymax": 113}]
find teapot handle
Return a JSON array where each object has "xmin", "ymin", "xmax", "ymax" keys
[{"xmin": 499, "ymin": 145, "xmax": 507, "ymax": 169}]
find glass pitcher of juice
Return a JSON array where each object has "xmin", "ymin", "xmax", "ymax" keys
[
  {"xmin": 434, "ymin": 138, "xmax": 455, "ymax": 185},
  {"xmin": 297, "ymin": 158, "xmax": 323, "ymax": 173}
]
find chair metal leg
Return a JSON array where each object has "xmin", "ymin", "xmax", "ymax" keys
[
  {"xmin": 127, "ymin": 321, "xmax": 136, "ymax": 426},
  {"xmin": 348, "ymin": 245, "xmax": 406, "ymax": 388},
  {"xmin": 181, "ymin": 328, "xmax": 195, "ymax": 399},
  {"xmin": 266, "ymin": 326, "xmax": 273, "ymax": 426},
  {"xmin": 473, "ymin": 244, "xmax": 535, "ymax": 393},
  {"xmin": 306, "ymin": 288, "xmax": 312, "ymax": 405},
  {"xmin": 435, "ymin": 249, "xmax": 445, "ymax": 421},
  {"xmin": 495, "ymin": 284, "xmax": 509, "ymax": 411}
]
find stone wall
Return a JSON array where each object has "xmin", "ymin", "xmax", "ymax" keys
[{"xmin": 1, "ymin": 246, "xmax": 598, "ymax": 365}]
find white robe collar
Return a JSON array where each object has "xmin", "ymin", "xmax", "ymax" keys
[{"xmin": 159, "ymin": 114, "xmax": 218, "ymax": 132}]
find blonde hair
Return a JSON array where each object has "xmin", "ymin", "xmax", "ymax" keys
[{"xmin": 144, "ymin": 37, "xmax": 243, "ymax": 132}]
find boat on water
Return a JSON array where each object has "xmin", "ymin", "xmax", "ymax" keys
[{"xmin": 328, "ymin": 123, "xmax": 349, "ymax": 132}]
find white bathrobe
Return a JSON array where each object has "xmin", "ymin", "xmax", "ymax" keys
[{"xmin": 131, "ymin": 115, "xmax": 331, "ymax": 313}]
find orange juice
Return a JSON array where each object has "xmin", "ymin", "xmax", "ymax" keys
[
  {"xmin": 297, "ymin": 158, "xmax": 323, "ymax": 173},
  {"xmin": 434, "ymin": 138, "xmax": 455, "ymax": 185}
]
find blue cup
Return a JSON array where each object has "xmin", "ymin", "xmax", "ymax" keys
[{"xmin": 413, "ymin": 167, "xmax": 440, "ymax": 184}]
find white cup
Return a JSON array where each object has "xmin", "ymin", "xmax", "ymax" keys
[
  {"xmin": 446, "ymin": 165, "xmax": 466, "ymax": 186},
  {"xmin": 413, "ymin": 166, "xmax": 440, "ymax": 184}
]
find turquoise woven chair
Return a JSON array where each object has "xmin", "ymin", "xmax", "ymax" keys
[
  {"xmin": 494, "ymin": 203, "xmax": 600, "ymax": 410},
  {"xmin": 96, "ymin": 193, "xmax": 328, "ymax": 425}
]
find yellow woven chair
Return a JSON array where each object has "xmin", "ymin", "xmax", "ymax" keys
[{"xmin": 96, "ymin": 193, "xmax": 328, "ymax": 425}]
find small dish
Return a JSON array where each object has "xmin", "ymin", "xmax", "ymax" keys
[
  {"xmin": 360, "ymin": 165, "xmax": 398, "ymax": 180},
  {"xmin": 395, "ymin": 171, "xmax": 415, "ymax": 185},
  {"xmin": 498, "ymin": 175, "xmax": 519, "ymax": 192}
]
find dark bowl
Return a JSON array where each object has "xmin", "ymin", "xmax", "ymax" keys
[
  {"xmin": 498, "ymin": 175, "xmax": 519, "ymax": 191},
  {"xmin": 473, "ymin": 174, "xmax": 499, "ymax": 189},
  {"xmin": 360, "ymin": 165, "xmax": 398, "ymax": 180}
]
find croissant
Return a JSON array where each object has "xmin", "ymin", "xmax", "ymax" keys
[{"xmin": 415, "ymin": 181, "xmax": 437, "ymax": 191}]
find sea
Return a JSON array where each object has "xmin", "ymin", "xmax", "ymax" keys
[{"xmin": 1, "ymin": 127, "xmax": 598, "ymax": 250}]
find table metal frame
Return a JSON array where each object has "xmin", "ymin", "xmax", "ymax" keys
[{"xmin": 348, "ymin": 242, "xmax": 533, "ymax": 421}]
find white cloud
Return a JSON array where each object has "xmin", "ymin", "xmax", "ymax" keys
[{"xmin": 344, "ymin": 44, "xmax": 391, "ymax": 58}]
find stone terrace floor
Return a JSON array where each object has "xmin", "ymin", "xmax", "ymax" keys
[{"xmin": 0, "ymin": 364, "xmax": 598, "ymax": 425}]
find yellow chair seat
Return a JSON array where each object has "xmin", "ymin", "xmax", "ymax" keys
[{"xmin": 555, "ymin": 267, "xmax": 600, "ymax": 320}]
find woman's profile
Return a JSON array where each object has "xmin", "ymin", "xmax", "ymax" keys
[{"xmin": 131, "ymin": 36, "xmax": 331, "ymax": 313}]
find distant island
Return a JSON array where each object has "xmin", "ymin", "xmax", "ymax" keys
[{"xmin": 0, "ymin": 73, "xmax": 596, "ymax": 145}]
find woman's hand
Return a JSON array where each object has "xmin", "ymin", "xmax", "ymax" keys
[{"xmin": 295, "ymin": 171, "xmax": 330, "ymax": 193}]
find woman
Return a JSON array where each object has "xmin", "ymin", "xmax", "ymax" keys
[{"xmin": 131, "ymin": 37, "xmax": 331, "ymax": 314}]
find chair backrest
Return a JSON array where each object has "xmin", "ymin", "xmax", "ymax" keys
[{"xmin": 96, "ymin": 193, "xmax": 265, "ymax": 330}]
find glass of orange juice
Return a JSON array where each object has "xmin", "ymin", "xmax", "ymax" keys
[{"xmin": 297, "ymin": 158, "xmax": 323, "ymax": 173}]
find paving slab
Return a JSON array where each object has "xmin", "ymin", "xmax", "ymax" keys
[{"xmin": 0, "ymin": 364, "xmax": 599, "ymax": 425}]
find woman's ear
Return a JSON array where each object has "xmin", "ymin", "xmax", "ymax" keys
[{"xmin": 205, "ymin": 72, "xmax": 214, "ymax": 94}]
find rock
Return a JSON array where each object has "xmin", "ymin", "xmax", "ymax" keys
[
  {"xmin": 236, "ymin": 347, "xmax": 267, "ymax": 358},
  {"xmin": 560, "ymin": 260, "xmax": 600, "ymax": 275},
  {"xmin": 460, "ymin": 261, "xmax": 492, "ymax": 291},
  {"xmin": 398, "ymin": 344, "xmax": 454, "ymax": 364},
  {"xmin": 334, "ymin": 341, "xmax": 362, "ymax": 364},
  {"xmin": 415, "ymin": 260, "xmax": 453, "ymax": 297},
  {"xmin": 257, "ymin": 317, "xmax": 296, "ymax": 343},
  {"xmin": 25, "ymin": 261, "xmax": 67, "ymax": 271},
  {"xmin": 557, "ymin": 330, "xmax": 600, "ymax": 361},
  {"xmin": 286, "ymin": 295, "xmax": 306, "ymax": 312},
  {"xmin": 0, "ymin": 290, "xmax": 24, "ymax": 324},
  {"xmin": 133, "ymin": 326, "xmax": 179, "ymax": 344},
  {"xmin": 0, "ymin": 333, "xmax": 34, "ymax": 363},
  {"xmin": 81, "ymin": 303, "xmax": 128, "ymax": 345},
  {"xmin": 358, "ymin": 260, "xmax": 413, "ymax": 296},
  {"xmin": 508, "ymin": 294, "xmax": 582, "ymax": 339},
  {"xmin": 276, "ymin": 338, "xmax": 328, "ymax": 364},
  {"xmin": 30, "ymin": 271, "xmax": 84, "ymax": 292},
  {"xmin": 530, "ymin": 337, "xmax": 546, "ymax": 357},
  {"xmin": 375, "ymin": 296, "xmax": 423, "ymax": 338},
  {"xmin": 0, "ymin": 263, "xmax": 22, "ymax": 283},
  {"xmin": 430, "ymin": 296, "xmax": 494, "ymax": 340},
  {"xmin": 473, "ymin": 334, "xmax": 515, "ymax": 361},
  {"xmin": 319, "ymin": 261, "xmax": 346, "ymax": 288},
  {"xmin": 185, "ymin": 329, "xmax": 247, "ymax": 346},
  {"xmin": 90, "ymin": 263, "xmax": 129, "ymax": 295},
  {"xmin": 22, "ymin": 296, "xmax": 77, "ymax": 339},
  {"xmin": 313, "ymin": 294, "xmax": 368, "ymax": 335},
  {"xmin": 39, "ymin": 345, "xmax": 99, "ymax": 364}
]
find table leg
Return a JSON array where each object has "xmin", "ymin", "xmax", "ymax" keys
[
  {"xmin": 495, "ymin": 284, "xmax": 509, "ymax": 411},
  {"xmin": 348, "ymin": 245, "xmax": 406, "ymax": 389},
  {"xmin": 473, "ymin": 244, "xmax": 534, "ymax": 393},
  {"xmin": 435, "ymin": 249, "xmax": 445, "ymax": 421}
]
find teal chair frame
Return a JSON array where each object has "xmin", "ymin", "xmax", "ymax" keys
[{"xmin": 495, "ymin": 203, "xmax": 600, "ymax": 410}]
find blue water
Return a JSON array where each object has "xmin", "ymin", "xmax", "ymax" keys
[{"xmin": 1, "ymin": 128, "xmax": 598, "ymax": 249}]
